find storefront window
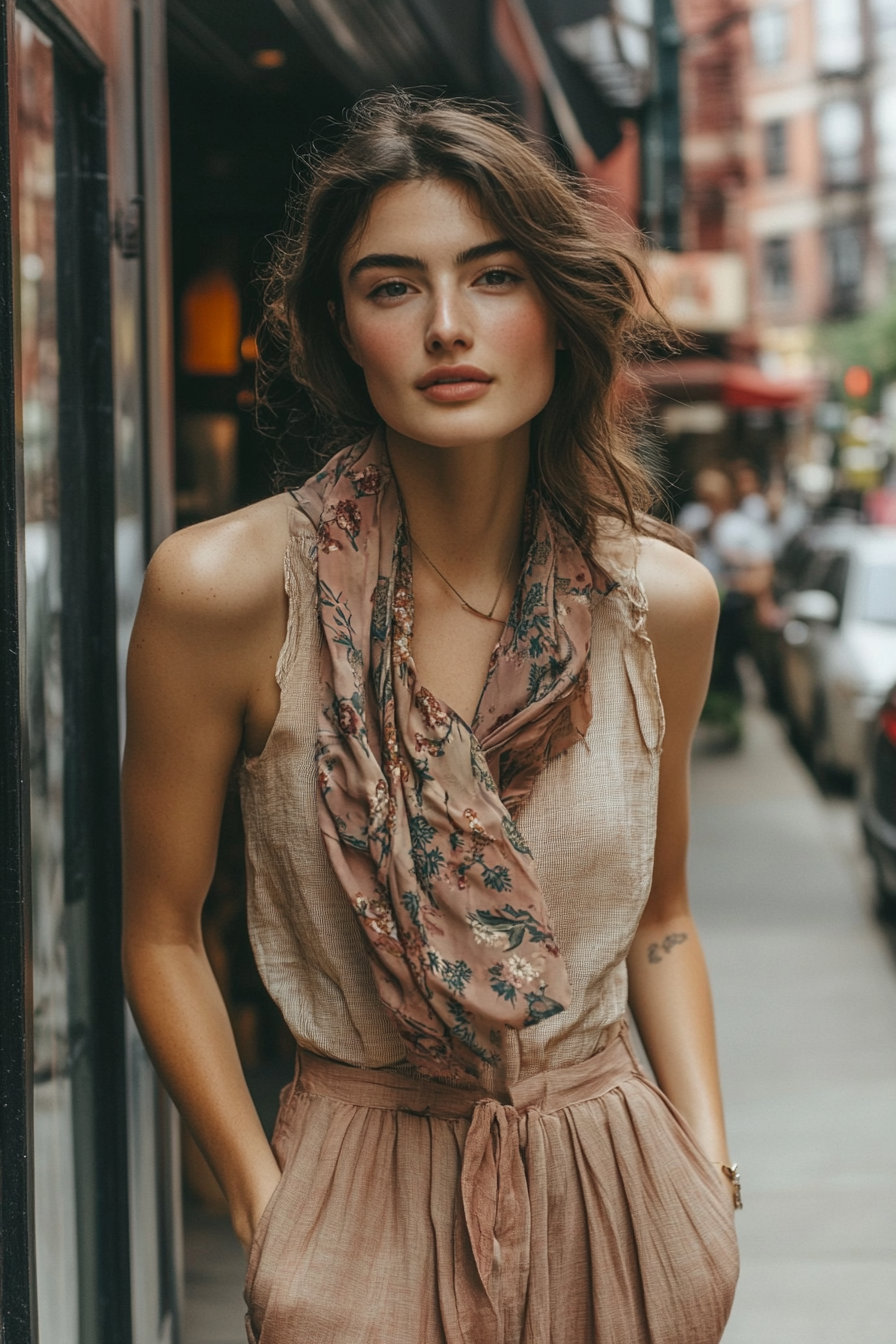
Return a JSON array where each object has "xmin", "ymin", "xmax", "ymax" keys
[{"xmin": 16, "ymin": 12, "xmax": 80, "ymax": 1343}]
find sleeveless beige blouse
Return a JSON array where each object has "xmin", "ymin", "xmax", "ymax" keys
[{"xmin": 239, "ymin": 503, "xmax": 664, "ymax": 1093}]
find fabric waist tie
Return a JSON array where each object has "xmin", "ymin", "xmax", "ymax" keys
[{"xmin": 291, "ymin": 1019, "xmax": 639, "ymax": 1343}]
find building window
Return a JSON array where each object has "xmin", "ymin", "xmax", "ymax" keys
[
  {"xmin": 815, "ymin": 0, "xmax": 863, "ymax": 72},
  {"xmin": 762, "ymin": 236, "xmax": 793, "ymax": 299},
  {"xmin": 764, "ymin": 120, "xmax": 788, "ymax": 176},
  {"xmin": 874, "ymin": 87, "xmax": 896, "ymax": 178},
  {"xmin": 870, "ymin": 0, "xmax": 896, "ymax": 38},
  {"xmin": 818, "ymin": 99, "xmax": 864, "ymax": 185},
  {"xmin": 826, "ymin": 223, "xmax": 864, "ymax": 313},
  {"xmin": 751, "ymin": 5, "xmax": 789, "ymax": 67}
]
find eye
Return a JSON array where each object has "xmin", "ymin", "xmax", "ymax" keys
[
  {"xmin": 475, "ymin": 267, "xmax": 521, "ymax": 288},
  {"xmin": 370, "ymin": 279, "xmax": 411, "ymax": 299}
]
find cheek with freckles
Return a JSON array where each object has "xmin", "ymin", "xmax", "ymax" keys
[
  {"xmin": 484, "ymin": 302, "xmax": 556, "ymax": 409},
  {"xmin": 342, "ymin": 312, "xmax": 419, "ymax": 407},
  {"xmin": 340, "ymin": 287, "xmax": 558, "ymax": 443}
]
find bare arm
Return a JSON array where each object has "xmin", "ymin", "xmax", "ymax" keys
[
  {"xmin": 627, "ymin": 539, "xmax": 733, "ymax": 1188},
  {"xmin": 122, "ymin": 498, "xmax": 288, "ymax": 1252}
]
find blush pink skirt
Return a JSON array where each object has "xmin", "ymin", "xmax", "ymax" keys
[{"xmin": 244, "ymin": 1021, "xmax": 738, "ymax": 1344}]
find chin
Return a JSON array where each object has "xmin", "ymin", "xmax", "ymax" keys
[
  {"xmin": 399, "ymin": 424, "xmax": 517, "ymax": 451},
  {"xmin": 379, "ymin": 402, "xmax": 545, "ymax": 451}
]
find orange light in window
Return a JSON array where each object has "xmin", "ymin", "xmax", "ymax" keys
[
  {"xmin": 240, "ymin": 334, "xmax": 258, "ymax": 362},
  {"xmin": 843, "ymin": 365, "xmax": 872, "ymax": 399},
  {"xmin": 252, "ymin": 49, "xmax": 286, "ymax": 69},
  {"xmin": 180, "ymin": 269, "xmax": 241, "ymax": 376},
  {"xmin": 236, "ymin": 389, "xmax": 255, "ymax": 409}
]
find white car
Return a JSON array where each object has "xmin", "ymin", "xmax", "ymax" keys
[{"xmin": 780, "ymin": 525, "xmax": 896, "ymax": 780}]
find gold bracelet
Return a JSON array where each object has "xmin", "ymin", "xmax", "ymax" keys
[{"xmin": 718, "ymin": 1162, "xmax": 742, "ymax": 1210}]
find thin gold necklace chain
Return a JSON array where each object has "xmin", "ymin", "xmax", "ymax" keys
[{"xmin": 409, "ymin": 531, "xmax": 519, "ymax": 625}]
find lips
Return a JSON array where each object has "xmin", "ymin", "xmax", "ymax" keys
[
  {"xmin": 415, "ymin": 365, "xmax": 494, "ymax": 404},
  {"xmin": 415, "ymin": 364, "xmax": 492, "ymax": 390}
]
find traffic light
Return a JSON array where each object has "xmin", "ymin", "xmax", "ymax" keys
[{"xmin": 843, "ymin": 365, "xmax": 872, "ymax": 399}]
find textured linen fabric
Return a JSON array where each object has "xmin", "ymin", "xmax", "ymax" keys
[
  {"xmin": 239, "ymin": 503, "xmax": 663, "ymax": 1095},
  {"xmin": 244, "ymin": 1022, "xmax": 739, "ymax": 1344},
  {"xmin": 239, "ymin": 501, "xmax": 738, "ymax": 1342}
]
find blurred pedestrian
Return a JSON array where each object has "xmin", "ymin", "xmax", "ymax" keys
[
  {"xmin": 123, "ymin": 95, "xmax": 739, "ymax": 1344},
  {"xmin": 731, "ymin": 457, "xmax": 770, "ymax": 524},
  {"xmin": 679, "ymin": 466, "xmax": 773, "ymax": 745},
  {"xmin": 764, "ymin": 472, "xmax": 809, "ymax": 558}
]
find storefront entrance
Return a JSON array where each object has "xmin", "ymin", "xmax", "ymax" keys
[{"xmin": 1, "ymin": 2, "xmax": 176, "ymax": 1341}]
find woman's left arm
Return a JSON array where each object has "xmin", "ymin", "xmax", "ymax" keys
[{"xmin": 627, "ymin": 537, "xmax": 732, "ymax": 1179}]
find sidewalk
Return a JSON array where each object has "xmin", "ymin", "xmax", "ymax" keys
[{"xmin": 690, "ymin": 705, "xmax": 896, "ymax": 1343}]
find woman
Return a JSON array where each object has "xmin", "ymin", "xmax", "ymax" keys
[{"xmin": 123, "ymin": 95, "xmax": 739, "ymax": 1344}]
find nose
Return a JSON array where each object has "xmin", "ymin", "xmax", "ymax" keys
[{"xmin": 424, "ymin": 284, "xmax": 473, "ymax": 354}]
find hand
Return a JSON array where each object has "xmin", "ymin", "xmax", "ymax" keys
[{"xmin": 232, "ymin": 1157, "xmax": 283, "ymax": 1255}]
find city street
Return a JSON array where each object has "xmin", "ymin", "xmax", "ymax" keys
[{"xmin": 183, "ymin": 696, "xmax": 896, "ymax": 1344}]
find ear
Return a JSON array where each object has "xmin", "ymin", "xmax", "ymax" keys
[{"xmin": 329, "ymin": 299, "xmax": 362, "ymax": 366}]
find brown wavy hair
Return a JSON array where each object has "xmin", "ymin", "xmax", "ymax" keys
[{"xmin": 261, "ymin": 92, "xmax": 687, "ymax": 557}]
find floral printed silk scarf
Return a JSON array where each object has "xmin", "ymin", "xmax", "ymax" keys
[{"xmin": 294, "ymin": 431, "xmax": 594, "ymax": 1083}]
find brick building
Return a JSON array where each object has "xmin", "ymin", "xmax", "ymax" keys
[
  {"xmin": 679, "ymin": 0, "xmax": 750, "ymax": 257},
  {"xmin": 679, "ymin": 0, "xmax": 896, "ymax": 374}
]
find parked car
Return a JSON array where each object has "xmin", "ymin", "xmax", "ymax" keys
[
  {"xmin": 756, "ymin": 516, "xmax": 862, "ymax": 714},
  {"xmin": 778, "ymin": 524, "xmax": 896, "ymax": 782},
  {"xmin": 859, "ymin": 681, "xmax": 896, "ymax": 920},
  {"xmin": 774, "ymin": 513, "xmax": 864, "ymax": 595}
]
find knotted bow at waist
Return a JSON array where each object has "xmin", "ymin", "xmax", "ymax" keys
[{"xmin": 292, "ymin": 1020, "xmax": 640, "ymax": 1343}]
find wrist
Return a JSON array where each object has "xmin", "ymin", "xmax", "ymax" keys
[
  {"xmin": 710, "ymin": 1159, "xmax": 742, "ymax": 1209},
  {"xmin": 228, "ymin": 1151, "xmax": 283, "ymax": 1253}
]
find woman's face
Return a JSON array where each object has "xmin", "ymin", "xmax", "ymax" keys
[{"xmin": 337, "ymin": 177, "xmax": 558, "ymax": 450}]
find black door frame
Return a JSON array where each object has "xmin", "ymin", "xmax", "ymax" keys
[
  {"xmin": 0, "ymin": 0, "xmax": 37, "ymax": 1338},
  {"xmin": 0, "ymin": 2, "xmax": 134, "ymax": 1340}
]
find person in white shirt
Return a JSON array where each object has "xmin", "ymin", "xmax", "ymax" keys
[
  {"xmin": 677, "ymin": 467, "xmax": 773, "ymax": 747},
  {"xmin": 731, "ymin": 459, "xmax": 770, "ymax": 526}
]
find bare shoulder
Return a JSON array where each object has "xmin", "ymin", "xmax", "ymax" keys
[
  {"xmin": 637, "ymin": 534, "xmax": 719, "ymax": 651},
  {"xmin": 637, "ymin": 535, "xmax": 718, "ymax": 732},
  {"xmin": 140, "ymin": 492, "xmax": 293, "ymax": 633},
  {"xmin": 128, "ymin": 494, "xmax": 294, "ymax": 741}
]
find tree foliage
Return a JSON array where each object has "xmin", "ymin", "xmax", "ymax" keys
[{"xmin": 816, "ymin": 291, "xmax": 896, "ymax": 396}]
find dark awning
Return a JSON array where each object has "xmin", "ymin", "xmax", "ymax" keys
[
  {"xmin": 502, "ymin": 0, "xmax": 623, "ymax": 161},
  {"xmin": 270, "ymin": 0, "xmax": 634, "ymax": 165},
  {"xmin": 638, "ymin": 359, "xmax": 821, "ymax": 410},
  {"xmin": 269, "ymin": 0, "xmax": 488, "ymax": 96}
]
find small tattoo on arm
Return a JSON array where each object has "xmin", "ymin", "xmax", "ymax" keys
[{"xmin": 647, "ymin": 932, "xmax": 689, "ymax": 964}]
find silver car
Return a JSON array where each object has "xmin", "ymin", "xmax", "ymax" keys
[{"xmin": 780, "ymin": 524, "xmax": 896, "ymax": 780}]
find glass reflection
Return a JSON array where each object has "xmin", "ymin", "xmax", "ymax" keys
[{"xmin": 16, "ymin": 13, "xmax": 80, "ymax": 1343}]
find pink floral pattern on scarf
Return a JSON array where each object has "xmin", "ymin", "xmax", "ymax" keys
[{"xmin": 294, "ymin": 433, "xmax": 594, "ymax": 1082}]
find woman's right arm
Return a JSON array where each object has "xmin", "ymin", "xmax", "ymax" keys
[{"xmin": 121, "ymin": 510, "xmax": 287, "ymax": 1252}]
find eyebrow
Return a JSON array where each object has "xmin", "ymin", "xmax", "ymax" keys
[{"xmin": 347, "ymin": 238, "xmax": 518, "ymax": 282}]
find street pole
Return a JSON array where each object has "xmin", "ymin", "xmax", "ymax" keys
[{"xmin": 641, "ymin": 0, "xmax": 683, "ymax": 250}]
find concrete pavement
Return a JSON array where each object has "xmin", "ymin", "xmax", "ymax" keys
[{"xmin": 690, "ymin": 704, "xmax": 896, "ymax": 1343}]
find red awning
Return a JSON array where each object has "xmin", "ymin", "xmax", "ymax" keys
[{"xmin": 637, "ymin": 358, "xmax": 819, "ymax": 410}]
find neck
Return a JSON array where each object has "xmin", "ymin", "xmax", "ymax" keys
[{"xmin": 385, "ymin": 424, "xmax": 530, "ymax": 581}]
